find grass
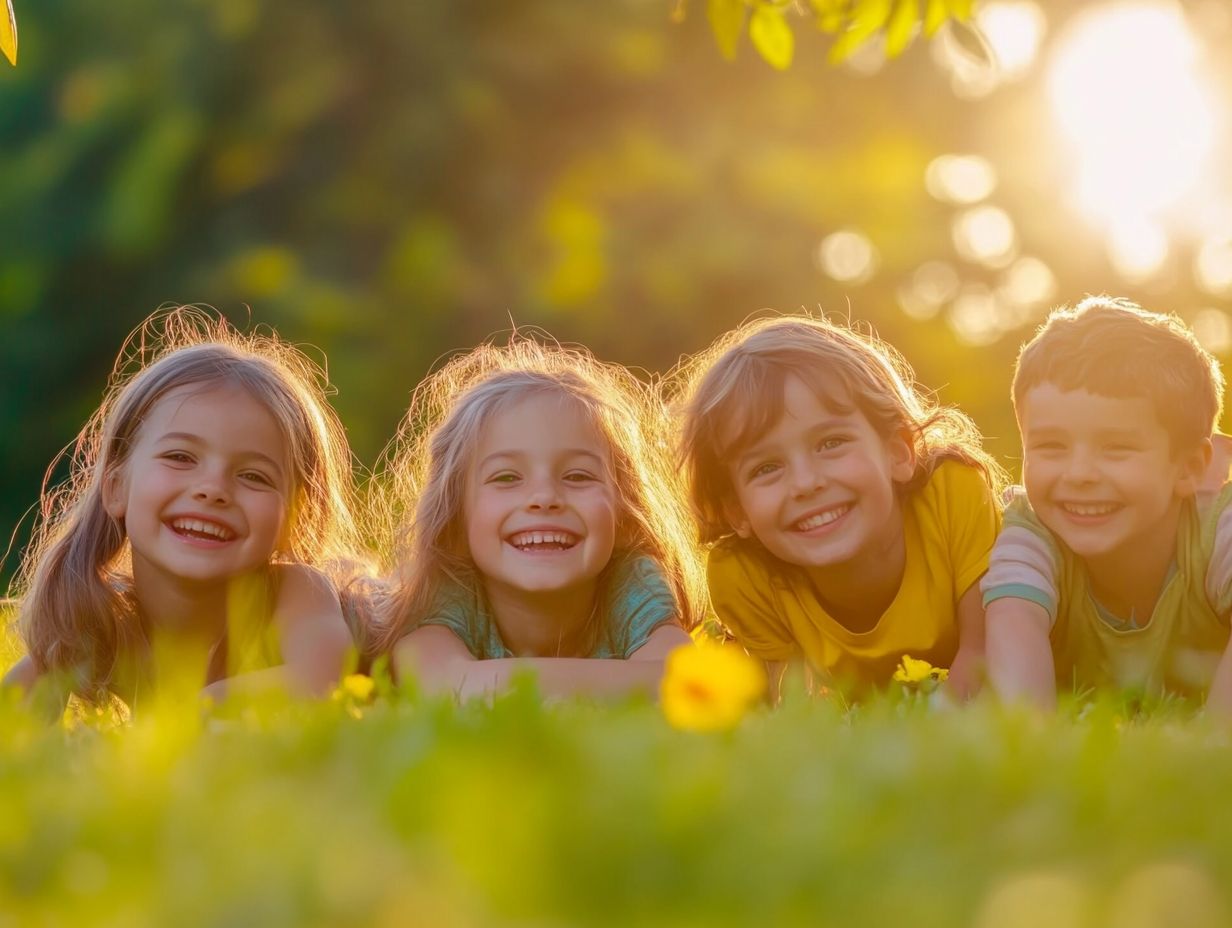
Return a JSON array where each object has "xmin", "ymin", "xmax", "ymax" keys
[
  {"xmin": 2, "ymin": 620, "xmax": 1232, "ymax": 927},
  {"xmin": 1, "ymin": 690, "xmax": 1230, "ymax": 925}
]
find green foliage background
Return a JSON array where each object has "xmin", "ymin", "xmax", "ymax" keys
[{"xmin": 1, "ymin": 0, "xmax": 1228, "ymax": 572}]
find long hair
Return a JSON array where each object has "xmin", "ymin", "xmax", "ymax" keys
[
  {"xmin": 10, "ymin": 306, "xmax": 365, "ymax": 703},
  {"xmin": 373, "ymin": 335, "xmax": 705, "ymax": 656},
  {"xmin": 671, "ymin": 313, "xmax": 1007, "ymax": 544}
]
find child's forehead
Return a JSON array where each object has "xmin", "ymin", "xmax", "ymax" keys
[
  {"xmin": 1018, "ymin": 382, "xmax": 1164, "ymax": 432},
  {"xmin": 717, "ymin": 371, "xmax": 855, "ymax": 455},
  {"xmin": 476, "ymin": 389, "xmax": 613, "ymax": 459}
]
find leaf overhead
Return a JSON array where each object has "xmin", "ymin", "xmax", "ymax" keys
[
  {"xmin": 707, "ymin": 0, "xmax": 745, "ymax": 61},
  {"xmin": 1, "ymin": 0, "xmax": 16, "ymax": 66},
  {"xmin": 750, "ymin": 4, "xmax": 794, "ymax": 70}
]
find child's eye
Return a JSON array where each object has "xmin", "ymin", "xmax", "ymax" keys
[
  {"xmin": 160, "ymin": 451, "xmax": 195, "ymax": 465},
  {"xmin": 239, "ymin": 470, "xmax": 275, "ymax": 487},
  {"xmin": 486, "ymin": 472, "xmax": 520, "ymax": 485},
  {"xmin": 817, "ymin": 436, "xmax": 848, "ymax": 452},
  {"xmin": 564, "ymin": 470, "xmax": 598, "ymax": 484},
  {"xmin": 1029, "ymin": 441, "xmax": 1065, "ymax": 452},
  {"xmin": 747, "ymin": 461, "xmax": 780, "ymax": 481}
]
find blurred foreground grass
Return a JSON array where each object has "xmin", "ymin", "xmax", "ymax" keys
[{"xmin": 2, "ymin": 626, "xmax": 1232, "ymax": 927}]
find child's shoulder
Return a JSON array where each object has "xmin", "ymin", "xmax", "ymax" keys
[
  {"xmin": 705, "ymin": 537, "xmax": 780, "ymax": 589},
  {"xmin": 910, "ymin": 458, "xmax": 1000, "ymax": 525}
]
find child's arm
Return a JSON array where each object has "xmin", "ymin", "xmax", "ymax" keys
[
  {"xmin": 203, "ymin": 565, "xmax": 353, "ymax": 702},
  {"xmin": 269, "ymin": 564, "xmax": 354, "ymax": 695},
  {"xmin": 980, "ymin": 516, "xmax": 1061, "ymax": 709},
  {"xmin": 393, "ymin": 623, "xmax": 692, "ymax": 701},
  {"xmin": 3, "ymin": 655, "xmax": 74, "ymax": 720},
  {"xmin": 1205, "ymin": 637, "xmax": 1232, "ymax": 716},
  {"xmin": 946, "ymin": 583, "xmax": 986, "ymax": 700},
  {"xmin": 2, "ymin": 654, "xmax": 39, "ymax": 690},
  {"xmin": 984, "ymin": 598, "xmax": 1057, "ymax": 709}
]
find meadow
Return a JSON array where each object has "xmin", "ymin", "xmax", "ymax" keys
[{"xmin": 3, "ymin": 618, "xmax": 1231, "ymax": 928}]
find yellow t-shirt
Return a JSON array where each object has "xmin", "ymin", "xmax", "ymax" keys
[{"xmin": 706, "ymin": 460, "xmax": 999, "ymax": 690}]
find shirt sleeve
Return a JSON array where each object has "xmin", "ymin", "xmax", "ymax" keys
[
  {"xmin": 607, "ymin": 556, "xmax": 680, "ymax": 658},
  {"xmin": 936, "ymin": 461, "xmax": 1001, "ymax": 600},
  {"xmin": 980, "ymin": 490, "xmax": 1060, "ymax": 624},
  {"xmin": 706, "ymin": 542, "xmax": 797, "ymax": 663},
  {"xmin": 417, "ymin": 583, "xmax": 485, "ymax": 657}
]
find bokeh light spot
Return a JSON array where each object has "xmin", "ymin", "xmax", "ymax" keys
[
  {"xmin": 926, "ymin": 155, "xmax": 997, "ymax": 205},
  {"xmin": 1106, "ymin": 218, "xmax": 1169, "ymax": 281},
  {"xmin": 978, "ymin": 1, "xmax": 1047, "ymax": 80},
  {"xmin": 952, "ymin": 206, "xmax": 1017, "ymax": 267},
  {"xmin": 818, "ymin": 230, "xmax": 878, "ymax": 284},
  {"xmin": 1195, "ymin": 237, "xmax": 1232, "ymax": 295},
  {"xmin": 1192, "ymin": 309, "xmax": 1232, "ymax": 354}
]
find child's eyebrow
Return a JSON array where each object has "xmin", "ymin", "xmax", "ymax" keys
[
  {"xmin": 154, "ymin": 431, "xmax": 285, "ymax": 475},
  {"xmin": 730, "ymin": 415, "xmax": 853, "ymax": 469},
  {"xmin": 478, "ymin": 449, "xmax": 607, "ymax": 469}
]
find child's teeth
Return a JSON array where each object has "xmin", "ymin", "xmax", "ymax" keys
[
  {"xmin": 1064, "ymin": 503, "xmax": 1117, "ymax": 516},
  {"xmin": 510, "ymin": 531, "xmax": 576, "ymax": 550},
  {"xmin": 172, "ymin": 518, "xmax": 233, "ymax": 540},
  {"xmin": 796, "ymin": 506, "xmax": 849, "ymax": 531}
]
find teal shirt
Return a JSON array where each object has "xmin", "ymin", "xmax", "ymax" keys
[{"xmin": 419, "ymin": 555, "xmax": 678, "ymax": 659}]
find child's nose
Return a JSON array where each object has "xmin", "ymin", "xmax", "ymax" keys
[
  {"xmin": 525, "ymin": 477, "xmax": 563, "ymax": 510},
  {"xmin": 1063, "ymin": 448, "xmax": 1099, "ymax": 483},
  {"xmin": 192, "ymin": 472, "xmax": 231, "ymax": 504},
  {"xmin": 787, "ymin": 458, "xmax": 826, "ymax": 496}
]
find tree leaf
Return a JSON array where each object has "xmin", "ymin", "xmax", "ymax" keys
[
  {"xmin": 828, "ymin": 0, "xmax": 889, "ymax": 64},
  {"xmin": 810, "ymin": 0, "xmax": 847, "ymax": 34},
  {"xmin": 884, "ymin": 0, "xmax": 919, "ymax": 58},
  {"xmin": 750, "ymin": 4, "xmax": 794, "ymax": 70},
  {"xmin": 707, "ymin": 0, "xmax": 746, "ymax": 61},
  {"xmin": 946, "ymin": 0, "xmax": 974, "ymax": 20},
  {"xmin": 923, "ymin": 0, "xmax": 949, "ymax": 36},
  {"xmin": 943, "ymin": 15, "xmax": 993, "ymax": 69},
  {"xmin": 1, "ymin": 0, "xmax": 16, "ymax": 67}
]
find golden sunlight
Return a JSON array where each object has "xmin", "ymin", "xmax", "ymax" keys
[{"xmin": 1048, "ymin": 2, "xmax": 1217, "ymax": 227}]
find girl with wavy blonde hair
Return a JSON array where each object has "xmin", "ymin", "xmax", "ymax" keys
[
  {"xmin": 672, "ymin": 313, "xmax": 1006, "ymax": 700},
  {"xmin": 4, "ymin": 307, "xmax": 366, "ymax": 709},
  {"xmin": 375, "ymin": 335, "xmax": 704, "ymax": 699}
]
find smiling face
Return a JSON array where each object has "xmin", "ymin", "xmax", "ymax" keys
[
  {"xmin": 463, "ymin": 391, "xmax": 618, "ymax": 602},
  {"xmin": 1019, "ymin": 382, "xmax": 1205, "ymax": 567},
  {"xmin": 103, "ymin": 383, "xmax": 291, "ymax": 591},
  {"xmin": 725, "ymin": 374, "xmax": 914, "ymax": 576}
]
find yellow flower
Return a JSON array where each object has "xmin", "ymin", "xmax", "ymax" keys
[
  {"xmin": 335, "ymin": 673, "xmax": 376, "ymax": 703},
  {"xmin": 893, "ymin": 655, "xmax": 948, "ymax": 685},
  {"xmin": 660, "ymin": 643, "xmax": 766, "ymax": 732}
]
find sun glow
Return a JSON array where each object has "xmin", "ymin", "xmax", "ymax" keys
[{"xmin": 1048, "ymin": 2, "xmax": 1217, "ymax": 229}]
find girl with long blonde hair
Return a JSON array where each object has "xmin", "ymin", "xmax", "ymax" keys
[
  {"xmin": 4, "ymin": 307, "xmax": 365, "ymax": 709},
  {"xmin": 376, "ymin": 335, "xmax": 704, "ymax": 699}
]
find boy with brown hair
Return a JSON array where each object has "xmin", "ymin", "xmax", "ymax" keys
[{"xmin": 983, "ymin": 296, "xmax": 1232, "ymax": 709}]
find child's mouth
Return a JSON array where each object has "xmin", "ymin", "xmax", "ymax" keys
[
  {"xmin": 169, "ymin": 518, "xmax": 237, "ymax": 542},
  {"xmin": 793, "ymin": 505, "xmax": 851, "ymax": 532},
  {"xmin": 1059, "ymin": 502, "xmax": 1120, "ymax": 518},
  {"xmin": 507, "ymin": 531, "xmax": 579, "ymax": 552}
]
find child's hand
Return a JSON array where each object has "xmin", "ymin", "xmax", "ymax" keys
[{"xmin": 944, "ymin": 647, "xmax": 984, "ymax": 702}]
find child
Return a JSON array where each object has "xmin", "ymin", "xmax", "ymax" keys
[
  {"xmin": 375, "ymin": 337, "xmax": 703, "ymax": 699},
  {"xmin": 3, "ymin": 307, "xmax": 364, "ymax": 710},
  {"xmin": 675, "ymin": 314, "xmax": 1004, "ymax": 700},
  {"xmin": 982, "ymin": 297, "xmax": 1232, "ymax": 709}
]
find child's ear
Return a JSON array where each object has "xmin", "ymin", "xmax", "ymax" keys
[
  {"xmin": 887, "ymin": 428, "xmax": 917, "ymax": 484},
  {"xmin": 721, "ymin": 497, "xmax": 752, "ymax": 539},
  {"xmin": 101, "ymin": 467, "xmax": 128, "ymax": 520},
  {"xmin": 1176, "ymin": 436, "xmax": 1216, "ymax": 498}
]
